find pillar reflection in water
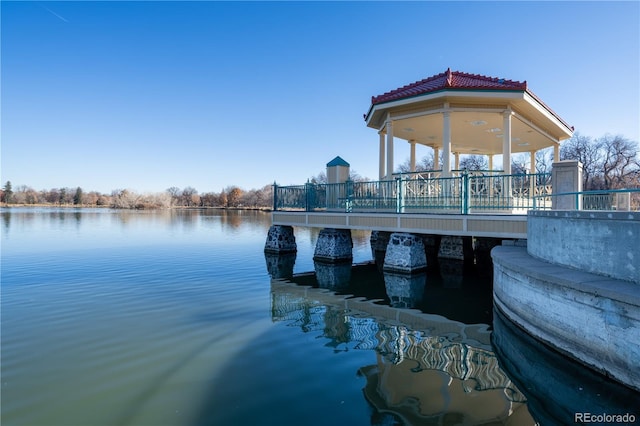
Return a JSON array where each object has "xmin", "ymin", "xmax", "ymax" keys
[
  {"xmin": 270, "ymin": 279, "xmax": 534, "ymax": 425},
  {"xmin": 383, "ymin": 272, "xmax": 426, "ymax": 309},
  {"xmin": 313, "ymin": 261, "xmax": 351, "ymax": 291},
  {"xmin": 264, "ymin": 252, "xmax": 296, "ymax": 279}
]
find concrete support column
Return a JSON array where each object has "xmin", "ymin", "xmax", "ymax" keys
[
  {"xmin": 313, "ymin": 228, "xmax": 353, "ymax": 263},
  {"xmin": 379, "ymin": 131, "xmax": 385, "ymax": 180},
  {"xmin": 551, "ymin": 160, "xmax": 583, "ymax": 210},
  {"xmin": 553, "ymin": 143, "xmax": 560, "ymax": 162},
  {"xmin": 502, "ymin": 110, "xmax": 513, "ymax": 174},
  {"xmin": 370, "ymin": 230, "xmax": 391, "ymax": 270},
  {"xmin": 264, "ymin": 225, "xmax": 297, "ymax": 253},
  {"xmin": 438, "ymin": 235, "xmax": 474, "ymax": 262},
  {"xmin": 530, "ymin": 151, "xmax": 536, "ymax": 174},
  {"xmin": 383, "ymin": 233, "xmax": 427, "ymax": 273},
  {"xmin": 386, "ymin": 119, "xmax": 394, "ymax": 180},
  {"xmin": 409, "ymin": 140, "xmax": 416, "ymax": 173},
  {"xmin": 442, "ymin": 109, "xmax": 452, "ymax": 177}
]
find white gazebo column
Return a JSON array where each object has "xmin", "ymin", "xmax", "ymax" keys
[
  {"xmin": 434, "ymin": 147, "xmax": 440, "ymax": 170},
  {"xmin": 530, "ymin": 150, "xmax": 536, "ymax": 174},
  {"xmin": 386, "ymin": 119, "xmax": 394, "ymax": 180},
  {"xmin": 553, "ymin": 143, "xmax": 560, "ymax": 162},
  {"xmin": 454, "ymin": 152, "xmax": 460, "ymax": 171},
  {"xmin": 409, "ymin": 140, "xmax": 416, "ymax": 173},
  {"xmin": 379, "ymin": 131, "xmax": 385, "ymax": 180},
  {"xmin": 488, "ymin": 154, "xmax": 494, "ymax": 171},
  {"xmin": 530, "ymin": 150, "xmax": 537, "ymax": 199},
  {"xmin": 502, "ymin": 110, "xmax": 512, "ymax": 174},
  {"xmin": 503, "ymin": 109, "xmax": 513, "ymax": 197},
  {"xmin": 442, "ymin": 109, "xmax": 452, "ymax": 177}
]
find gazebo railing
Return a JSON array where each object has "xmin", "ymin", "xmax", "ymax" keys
[
  {"xmin": 532, "ymin": 188, "xmax": 640, "ymax": 211},
  {"xmin": 274, "ymin": 172, "xmax": 552, "ymax": 214}
]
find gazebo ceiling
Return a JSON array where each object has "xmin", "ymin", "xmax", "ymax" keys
[{"xmin": 365, "ymin": 69, "xmax": 574, "ymax": 155}]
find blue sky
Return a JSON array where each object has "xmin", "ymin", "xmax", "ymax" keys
[{"xmin": 2, "ymin": 1, "xmax": 638, "ymax": 194}]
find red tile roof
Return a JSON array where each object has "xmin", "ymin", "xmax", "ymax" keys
[
  {"xmin": 367, "ymin": 68, "xmax": 573, "ymax": 132},
  {"xmin": 371, "ymin": 68, "xmax": 527, "ymax": 105}
]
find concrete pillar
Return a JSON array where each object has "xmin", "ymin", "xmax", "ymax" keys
[
  {"xmin": 488, "ymin": 155, "xmax": 493, "ymax": 171},
  {"xmin": 409, "ymin": 140, "xmax": 416, "ymax": 173},
  {"xmin": 454, "ymin": 152, "xmax": 460, "ymax": 171},
  {"xmin": 264, "ymin": 225, "xmax": 297, "ymax": 253},
  {"xmin": 502, "ymin": 110, "xmax": 512, "ymax": 174},
  {"xmin": 313, "ymin": 228, "xmax": 353, "ymax": 263},
  {"xmin": 442, "ymin": 109, "xmax": 452, "ymax": 177},
  {"xmin": 551, "ymin": 160, "xmax": 583, "ymax": 210},
  {"xmin": 370, "ymin": 230, "xmax": 391, "ymax": 270},
  {"xmin": 434, "ymin": 147, "xmax": 440, "ymax": 170},
  {"xmin": 530, "ymin": 151, "xmax": 536, "ymax": 174},
  {"xmin": 379, "ymin": 132, "xmax": 385, "ymax": 180},
  {"xmin": 383, "ymin": 233, "xmax": 427, "ymax": 273},
  {"xmin": 438, "ymin": 235, "xmax": 473, "ymax": 262},
  {"xmin": 386, "ymin": 119, "xmax": 394, "ymax": 180}
]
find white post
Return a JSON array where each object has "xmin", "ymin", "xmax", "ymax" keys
[
  {"xmin": 530, "ymin": 150, "xmax": 536, "ymax": 174},
  {"xmin": 554, "ymin": 143, "xmax": 560, "ymax": 162},
  {"xmin": 434, "ymin": 147, "xmax": 440, "ymax": 170},
  {"xmin": 502, "ymin": 110, "xmax": 512, "ymax": 174},
  {"xmin": 386, "ymin": 119, "xmax": 394, "ymax": 180},
  {"xmin": 442, "ymin": 109, "xmax": 452, "ymax": 177},
  {"xmin": 379, "ymin": 132, "xmax": 385, "ymax": 180},
  {"xmin": 488, "ymin": 154, "xmax": 493, "ymax": 171},
  {"xmin": 503, "ymin": 110, "xmax": 513, "ymax": 199},
  {"xmin": 409, "ymin": 140, "xmax": 416, "ymax": 173},
  {"xmin": 454, "ymin": 152, "xmax": 460, "ymax": 171}
]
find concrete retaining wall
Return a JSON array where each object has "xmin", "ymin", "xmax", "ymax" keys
[
  {"xmin": 492, "ymin": 245, "xmax": 640, "ymax": 392},
  {"xmin": 528, "ymin": 210, "xmax": 639, "ymax": 284}
]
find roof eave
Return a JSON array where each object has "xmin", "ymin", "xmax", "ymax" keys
[{"xmin": 365, "ymin": 89, "xmax": 526, "ymax": 128}]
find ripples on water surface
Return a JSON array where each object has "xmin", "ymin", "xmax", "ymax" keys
[{"xmin": 1, "ymin": 208, "xmax": 637, "ymax": 425}]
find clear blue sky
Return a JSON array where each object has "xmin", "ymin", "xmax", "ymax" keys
[{"xmin": 2, "ymin": 1, "xmax": 638, "ymax": 194}]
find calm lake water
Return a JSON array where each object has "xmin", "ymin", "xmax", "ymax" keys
[{"xmin": 1, "ymin": 208, "xmax": 637, "ymax": 426}]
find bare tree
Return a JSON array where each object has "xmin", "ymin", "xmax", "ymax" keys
[
  {"xmin": 560, "ymin": 132, "xmax": 602, "ymax": 189},
  {"xmin": 599, "ymin": 135, "xmax": 640, "ymax": 189},
  {"xmin": 459, "ymin": 155, "xmax": 488, "ymax": 171}
]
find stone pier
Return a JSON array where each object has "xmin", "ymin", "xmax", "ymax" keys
[
  {"xmin": 313, "ymin": 228, "xmax": 353, "ymax": 263},
  {"xmin": 264, "ymin": 225, "xmax": 297, "ymax": 253},
  {"xmin": 383, "ymin": 233, "xmax": 427, "ymax": 274}
]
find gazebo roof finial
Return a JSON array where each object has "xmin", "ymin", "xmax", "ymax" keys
[{"xmin": 445, "ymin": 67, "xmax": 453, "ymax": 87}]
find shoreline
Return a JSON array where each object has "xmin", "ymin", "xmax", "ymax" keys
[{"xmin": 0, "ymin": 204, "xmax": 273, "ymax": 212}]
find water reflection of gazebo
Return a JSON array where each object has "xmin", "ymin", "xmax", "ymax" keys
[{"xmin": 364, "ymin": 68, "xmax": 574, "ymax": 179}]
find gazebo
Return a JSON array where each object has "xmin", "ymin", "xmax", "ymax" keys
[{"xmin": 364, "ymin": 68, "xmax": 574, "ymax": 180}]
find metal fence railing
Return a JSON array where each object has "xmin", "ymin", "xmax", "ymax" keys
[
  {"xmin": 274, "ymin": 172, "xmax": 553, "ymax": 215},
  {"xmin": 532, "ymin": 188, "xmax": 640, "ymax": 211}
]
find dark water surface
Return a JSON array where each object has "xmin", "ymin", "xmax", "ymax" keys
[{"xmin": 1, "ymin": 208, "xmax": 637, "ymax": 426}]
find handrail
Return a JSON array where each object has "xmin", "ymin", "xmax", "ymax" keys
[
  {"xmin": 532, "ymin": 188, "xmax": 640, "ymax": 211},
  {"xmin": 274, "ymin": 172, "xmax": 553, "ymax": 214}
]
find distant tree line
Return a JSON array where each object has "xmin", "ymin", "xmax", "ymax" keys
[
  {"xmin": 2, "ymin": 133, "xmax": 637, "ymax": 209},
  {"xmin": 0, "ymin": 182, "xmax": 274, "ymax": 210}
]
